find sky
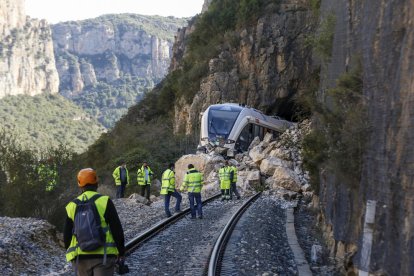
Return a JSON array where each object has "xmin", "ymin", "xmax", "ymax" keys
[{"xmin": 25, "ymin": 0, "xmax": 205, "ymax": 23}]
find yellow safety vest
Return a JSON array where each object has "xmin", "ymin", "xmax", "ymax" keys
[
  {"xmin": 137, "ymin": 166, "xmax": 153, "ymax": 185},
  {"xmin": 112, "ymin": 166, "xmax": 129, "ymax": 186},
  {"xmin": 65, "ymin": 191, "xmax": 119, "ymax": 262},
  {"xmin": 219, "ymin": 166, "xmax": 231, "ymax": 189},
  {"xmin": 182, "ymin": 169, "xmax": 203, "ymax": 193},
  {"xmin": 161, "ymin": 169, "xmax": 175, "ymax": 195}
]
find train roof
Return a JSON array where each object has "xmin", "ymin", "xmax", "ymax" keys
[
  {"xmin": 205, "ymin": 103, "xmax": 292, "ymax": 127},
  {"xmin": 207, "ymin": 103, "xmax": 274, "ymax": 117}
]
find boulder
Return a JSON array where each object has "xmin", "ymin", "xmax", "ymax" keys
[
  {"xmin": 269, "ymin": 148, "xmax": 290, "ymax": 160},
  {"xmin": 260, "ymin": 157, "xmax": 289, "ymax": 176},
  {"xmin": 248, "ymin": 136, "xmax": 261, "ymax": 150},
  {"xmin": 249, "ymin": 145, "xmax": 265, "ymax": 163},
  {"xmin": 262, "ymin": 141, "xmax": 278, "ymax": 156},
  {"xmin": 175, "ymin": 153, "xmax": 224, "ymax": 187},
  {"xmin": 263, "ymin": 132, "xmax": 274, "ymax": 143},
  {"xmin": 246, "ymin": 170, "xmax": 261, "ymax": 189},
  {"xmin": 128, "ymin": 193, "xmax": 149, "ymax": 205},
  {"xmin": 272, "ymin": 167, "xmax": 302, "ymax": 192}
]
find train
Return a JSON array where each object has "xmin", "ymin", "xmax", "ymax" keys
[{"xmin": 198, "ymin": 103, "xmax": 293, "ymax": 153}]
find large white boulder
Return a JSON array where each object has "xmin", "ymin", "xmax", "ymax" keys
[
  {"xmin": 175, "ymin": 153, "xmax": 224, "ymax": 189},
  {"xmin": 259, "ymin": 157, "xmax": 292, "ymax": 176},
  {"xmin": 249, "ymin": 145, "xmax": 265, "ymax": 163},
  {"xmin": 272, "ymin": 166, "xmax": 302, "ymax": 192}
]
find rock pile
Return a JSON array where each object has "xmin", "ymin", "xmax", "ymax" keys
[
  {"xmin": 0, "ymin": 217, "xmax": 69, "ymax": 275},
  {"xmin": 174, "ymin": 120, "xmax": 312, "ymax": 199}
]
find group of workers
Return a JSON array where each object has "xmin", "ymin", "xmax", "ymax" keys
[
  {"xmin": 112, "ymin": 159, "xmax": 241, "ymax": 216},
  {"xmin": 63, "ymin": 159, "xmax": 241, "ymax": 275}
]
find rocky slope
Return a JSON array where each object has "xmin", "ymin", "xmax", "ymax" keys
[
  {"xmin": 0, "ymin": 0, "xmax": 59, "ymax": 98},
  {"xmin": 313, "ymin": 0, "xmax": 414, "ymax": 275},
  {"xmin": 51, "ymin": 14, "xmax": 187, "ymax": 127},
  {"xmin": 170, "ymin": 0, "xmax": 314, "ymax": 135},
  {"xmin": 52, "ymin": 14, "xmax": 187, "ymax": 97}
]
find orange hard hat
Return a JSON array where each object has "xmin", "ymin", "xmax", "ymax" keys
[{"xmin": 77, "ymin": 168, "xmax": 98, "ymax": 187}]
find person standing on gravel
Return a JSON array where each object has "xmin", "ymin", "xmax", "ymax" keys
[
  {"xmin": 180, "ymin": 164, "xmax": 204, "ymax": 219},
  {"xmin": 64, "ymin": 168, "xmax": 125, "ymax": 276},
  {"xmin": 229, "ymin": 160, "xmax": 241, "ymax": 200},
  {"xmin": 137, "ymin": 162, "xmax": 154, "ymax": 201},
  {"xmin": 161, "ymin": 163, "xmax": 182, "ymax": 217},
  {"xmin": 218, "ymin": 160, "xmax": 231, "ymax": 200},
  {"xmin": 112, "ymin": 161, "xmax": 129, "ymax": 198}
]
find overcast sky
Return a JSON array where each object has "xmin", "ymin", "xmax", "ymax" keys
[{"xmin": 25, "ymin": 0, "xmax": 205, "ymax": 23}]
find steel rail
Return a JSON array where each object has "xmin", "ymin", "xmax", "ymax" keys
[
  {"xmin": 125, "ymin": 193, "xmax": 221, "ymax": 255},
  {"xmin": 207, "ymin": 192, "xmax": 262, "ymax": 276}
]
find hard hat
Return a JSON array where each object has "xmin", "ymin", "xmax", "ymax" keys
[{"xmin": 77, "ymin": 168, "xmax": 98, "ymax": 187}]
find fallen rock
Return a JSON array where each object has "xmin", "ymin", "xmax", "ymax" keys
[{"xmin": 272, "ymin": 167, "xmax": 302, "ymax": 192}]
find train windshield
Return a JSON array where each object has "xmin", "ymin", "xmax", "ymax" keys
[{"xmin": 208, "ymin": 105, "xmax": 242, "ymax": 140}]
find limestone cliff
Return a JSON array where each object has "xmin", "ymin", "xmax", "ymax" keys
[
  {"xmin": 0, "ymin": 0, "xmax": 59, "ymax": 98},
  {"xmin": 314, "ymin": 0, "xmax": 414, "ymax": 275},
  {"xmin": 171, "ymin": 0, "xmax": 314, "ymax": 135},
  {"xmin": 52, "ymin": 14, "xmax": 187, "ymax": 98}
]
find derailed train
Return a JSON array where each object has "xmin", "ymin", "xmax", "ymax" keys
[{"xmin": 198, "ymin": 103, "xmax": 293, "ymax": 153}]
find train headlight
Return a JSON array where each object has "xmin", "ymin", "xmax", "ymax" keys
[{"xmin": 226, "ymin": 139, "xmax": 235, "ymax": 144}]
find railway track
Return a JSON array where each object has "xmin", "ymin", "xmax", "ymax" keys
[
  {"xmin": 125, "ymin": 193, "xmax": 221, "ymax": 254},
  {"xmin": 123, "ymin": 193, "xmax": 296, "ymax": 275},
  {"xmin": 207, "ymin": 192, "xmax": 261, "ymax": 276}
]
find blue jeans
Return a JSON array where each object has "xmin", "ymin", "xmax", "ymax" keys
[
  {"xmin": 188, "ymin": 192, "xmax": 202, "ymax": 218},
  {"xmin": 164, "ymin": 190, "xmax": 182, "ymax": 217}
]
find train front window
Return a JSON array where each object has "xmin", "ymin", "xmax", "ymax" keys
[{"xmin": 208, "ymin": 106, "xmax": 241, "ymax": 140}]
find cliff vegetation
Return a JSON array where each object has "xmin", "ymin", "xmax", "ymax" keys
[{"xmin": 0, "ymin": 94, "xmax": 105, "ymax": 153}]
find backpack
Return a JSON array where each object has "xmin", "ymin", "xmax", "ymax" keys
[{"xmin": 72, "ymin": 194, "xmax": 106, "ymax": 251}]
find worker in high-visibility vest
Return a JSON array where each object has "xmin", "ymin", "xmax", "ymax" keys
[
  {"xmin": 180, "ymin": 164, "xmax": 204, "ymax": 219},
  {"xmin": 137, "ymin": 162, "xmax": 154, "ymax": 201},
  {"xmin": 64, "ymin": 168, "xmax": 125, "ymax": 275},
  {"xmin": 229, "ymin": 160, "xmax": 241, "ymax": 200},
  {"xmin": 218, "ymin": 160, "xmax": 231, "ymax": 200},
  {"xmin": 112, "ymin": 161, "xmax": 129, "ymax": 198},
  {"xmin": 161, "ymin": 163, "xmax": 182, "ymax": 217}
]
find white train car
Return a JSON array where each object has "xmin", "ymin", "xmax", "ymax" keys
[{"xmin": 199, "ymin": 103, "xmax": 292, "ymax": 152}]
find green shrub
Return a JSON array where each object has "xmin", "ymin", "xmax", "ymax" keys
[
  {"xmin": 0, "ymin": 131, "xmax": 78, "ymax": 229},
  {"xmin": 301, "ymin": 64, "xmax": 369, "ymax": 190},
  {"xmin": 306, "ymin": 13, "xmax": 336, "ymax": 61}
]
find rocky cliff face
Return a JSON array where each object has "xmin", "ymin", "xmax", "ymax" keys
[
  {"xmin": 315, "ymin": 0, "xmax": 414, "ymax": 274},
  {"xmin": 171, "ymin": 0, "xmax": 314, "ymax": 135},
  {"xmin": 52, "ymin": 14, "xmax": 186, "ymax": 98},
  {"xmin": 0, "ymin": 0, "xmax": 59, "ymax": 98}
]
